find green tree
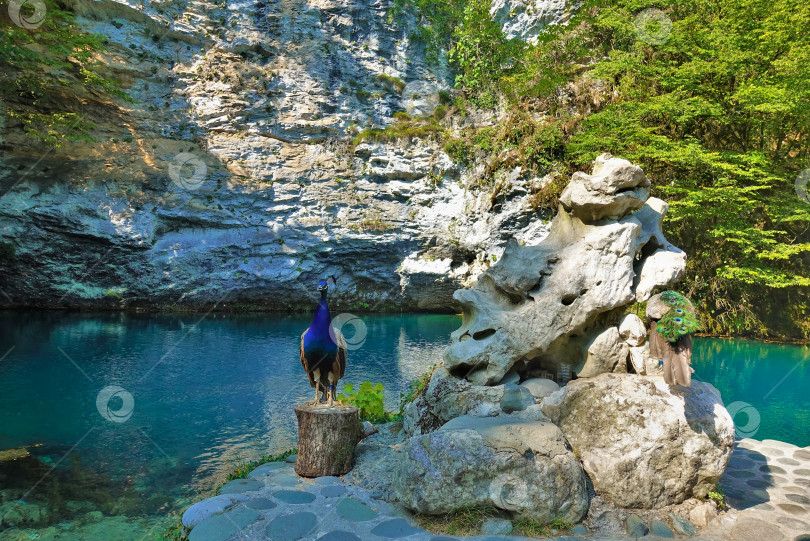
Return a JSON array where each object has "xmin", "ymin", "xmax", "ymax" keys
[{"xmin": 0, "ymin": 0, "xmax": 129, "ymax": 146}]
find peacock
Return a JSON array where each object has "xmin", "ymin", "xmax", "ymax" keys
[
  {"xmin": 300, "ymin": 276, "xmax": 346, "ymax": 406},
  {"xmin": 655, "ymin": 290, "xmax": 702, "ymax": 342}
]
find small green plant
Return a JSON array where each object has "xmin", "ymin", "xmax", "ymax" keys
[
  {"xmin": 392, "ymin": 111, "xmax": 412, "ymax": 121},
  {"xmin": 375, "ymin": 73, "xmax": 406, "ymax": 94},
  {"xmin": 708, "ymin": 485, "xmax": 727, "ymax": 510},
  {"xmin": 155, "ymin": 519, "xmax": 188, "ymax": 541},
  {"xmin": 338, "ymin": 382, "xmax": 391, "ymax": 423}
]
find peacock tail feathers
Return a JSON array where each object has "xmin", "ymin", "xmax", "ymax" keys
[{"xmin": 656, "ymin": 290, "xmax": 702, "ymax": 342}]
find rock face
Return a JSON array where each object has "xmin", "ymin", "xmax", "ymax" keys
[
  {"xmin": 0, "ymin": 0, "xmax": 567, "ymax": 312},
  {"xmin": 444, "ymin": 154, "xmax": 687, "ymax": 385},
  {"xmin": 392, "ymin": 415, "xmax": 589, "ymax": 523},
  {"xmin": 491, "ymin": 0, "xmax": 570, "ymax": 43},
  {"xmin": 541, "ymin": 373, "xmax": 735, "ymax": 508}
]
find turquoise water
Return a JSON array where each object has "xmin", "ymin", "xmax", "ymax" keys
[
  {"xmin": 691, "ymin": 338, "xmax": 810, "ymax": 447},
  {"xmin": 0, "ymin": 313, "xmax": 807, "ymax": 539}
]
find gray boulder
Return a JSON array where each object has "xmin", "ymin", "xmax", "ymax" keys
[
  {"xmin": 520, "ymin": 378, "xmax": 560, "ymax": 399},
  {"xmin": 403, "ymin": 367, "xmax": 535, "ymax": 436},
  {"xmin": 392, "ymin": 415, "xmax": 589, "ymax": 523},
  {"xmin": 541, "ymin": 373, "xmax": 735, "ymax": 508},
  {"xmin": 577, "ymin": 327, "xmax": 629, "ymax": 378}
]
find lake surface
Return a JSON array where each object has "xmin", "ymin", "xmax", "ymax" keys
[{"xmin": 0, "ymin": 312, "xmax": 807, "ymax": 539}]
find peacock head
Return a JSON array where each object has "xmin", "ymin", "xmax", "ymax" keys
[{"xmin": 317, "ymin": 280, "xmax": 328, "ymax": 292}]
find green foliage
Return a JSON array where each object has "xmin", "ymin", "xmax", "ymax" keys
[
  {"xmin": 0, "ymin": 0, "xmax": 130, "ymax": 147},
  {"xmin": 399, "ymin": 365, "xmax": 436, "ymax": 410},
  {"xmin": 338, "ymin": 382, "xmax": 391, "ymax": 423},
  {"xmin": 156, "ymin": 520, "xmax": 188, "ymax": 541},
  {"xmin": 399, "ymin": 0, "xmax": 810, "ymax": 339},
  {"xmin": 375, "ymin": 73, "xmax": 407, "ymax": 94},
  {"xmin": 448, "ymin": 0, "xmax": 518, "ymax": 100},
  {"xmin": 226, "ymin": 448, "xmax": 297, "ymax": 480},
  {"xmin": 708, "ymin": 485, "xmax": 728, "ymax": 510},
  {"xmin": 352, "ymin": 115, "xmax": 447, "ymax": 146}
]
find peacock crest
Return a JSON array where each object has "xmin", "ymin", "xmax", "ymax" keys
[{"xmin": 655, "ymin": 290, "xmax": 702, "ymax": 342}]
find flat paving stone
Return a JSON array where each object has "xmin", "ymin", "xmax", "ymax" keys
[
  {"xmin": 274, "ymin": 474, "xmax": 304, "ymax": 487},
  {"xmin": 248, "ymin": 462, "xmax": 287, "ymax": 478},
  {"xmin": 776, "ymin": 516, "xmax": 809, "ymax": 530},
  {"xmin": 182, "ymin": 494, "xmax": 250, "ymax": 528},
  {"xmin": 245, "ymin": 498, "xmax": 277, "ymax": 510},
  {"xmin": 430, "ymin": 537, "xmax": 459, "ymax": 541},
  {"xmin": 786, "ymin": 493, "xmax": 810, "ymax": 504},
  {"xmin": 335, "ymin": 498, "xmax": 378, "ymax": 522},
  {"xmin": 747, "ymin": 479, "xmax": 771, "ymax": 489},
  {"xmin": 218, "ymin": 478, "xmax": 264, "ymax": 495},
  {"xmin": 370, "ymin": 518, "xmax": 423, "ymax": 538},
  {"xmin": 314, "ymin": 476, "xmax": 341, "ymax": 485},
  {"xmin": 778, "ymin": 503, "xmax": 807, "ymax": 515},
  {"xmin": 188, "ymin": 507, "xmax": 260, "ymax": 541},
  {"xmin": 794, "ymin": 469, "xmax": 810, "ymax": 476},
  {"xmin": 273, "ymin": 490, "xmax": 316, "ymax": 504},
  {"xmin": 778, "ymin": 458, "xmax": 802, "ymax": 466},
  {"xmin": 321, "ymin": 485, "xmax": 347, "ymax": 498},
  {"xmin": 315, "ymin": 532, "xmax": 362, "ymax": 541},
  {"xmin": 265, "ymin": 511, "xmax": 318, "ymax": 540},
  {"xmin": 760, "ymin": 465, "xmax": 788, "ymax": 474},
  {"xmin": 727, "ymin": 469, "xmax": 757, "ymax": 478},
  {"xmin": 794, "ymin": 449, "xmax": 810, "ymax": 460}
]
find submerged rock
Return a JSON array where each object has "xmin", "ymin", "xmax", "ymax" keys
[
  {"xmin": 541, "ymin": 373, "xmax": 735, "ymax": 508},
  {"xmin": 392, "ymin": 415, "xmax": 589, "ymax": 523}
]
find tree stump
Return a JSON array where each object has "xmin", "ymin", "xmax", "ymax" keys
[{"xmin": 294, "ymin": 403, "xmax": 363, "ymax": 477}]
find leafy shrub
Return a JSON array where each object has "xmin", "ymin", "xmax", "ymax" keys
[{"xmin": 338, "ymin": 382, "xmax": 390, "ymax": 423}]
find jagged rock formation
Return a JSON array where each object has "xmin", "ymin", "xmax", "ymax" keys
[
  {"xmin": 0, "ymin": 0, "xmax": 566, "ymax": 311},
  {"xmin": 541, "ymin": 373, "xmax": 735, "ymax": 508},
  {"xmin": 444, "ymin": 153, "xmax": 687, "ymax": 385}
]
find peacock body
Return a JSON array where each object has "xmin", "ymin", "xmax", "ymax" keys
[
  {"xmin": 300, "ymin": 277, "xmax": 346, "ymax": 405},
  {"xmin": 655, "ymin": 290, "xmax": 702, "ymax": 342}
]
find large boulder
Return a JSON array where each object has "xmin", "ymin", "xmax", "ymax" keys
[
  {"xmin": 443, "ymin": 154, "xmax": 687, "ymax": 385},
  {"xmin": 392, "ymin": 415, "xmax": 589, "ymax": 523},
  {"xmin": 541, "ymin": 373, "xmax": 735, "ymax": 508}
]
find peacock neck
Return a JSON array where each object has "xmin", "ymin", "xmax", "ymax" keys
[{"xmin": 311, "ymin": 297, "xmax": 332, "ymax": 337}]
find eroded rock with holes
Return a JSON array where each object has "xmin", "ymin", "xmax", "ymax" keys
[
  {"xmin": 443, "ymin": 154, "xmax": 686, "ymax": 385},
  {"xmin": 392, "ymin": 415, "xmax": 589, "ymax": 523},
  {"xmin": 541, "ymin": 373, "xmax": 735, "ymax": 508}
]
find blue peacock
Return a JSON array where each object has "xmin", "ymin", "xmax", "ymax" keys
[{"xmin": 300, "ymin": 276, "xmax": 347, "ymax": 406}]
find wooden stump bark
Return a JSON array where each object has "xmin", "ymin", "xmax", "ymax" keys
[{"xmin": 294, "ymin": 403, "xmax": 363, "ymax": 477}]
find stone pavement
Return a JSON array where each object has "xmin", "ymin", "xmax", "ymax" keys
[{"xmin": 183, "ymin": 439, "xmax": 810, "ymax": 541}]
